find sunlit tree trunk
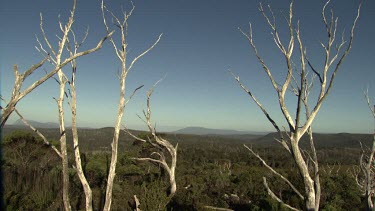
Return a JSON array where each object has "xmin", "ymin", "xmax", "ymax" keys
[
  {"xmin": 126, "ymin": 80, "xmax": 178, "ymax": 198},
  {"xmin": 7, "ymin": 0, "xmax": 113, "ymax": 209},
  {"xmin": 355, "ymin": 91, "xmax": 375, "ymax": 211},
  {"xmin": 101, "ymin": 1, "xmax": 162, "ymax": 209},
  {"xmin": 56, "ymin": 71, "xmax": 71, "ymax": 211},
  {"xmin": 232, "ymin": 1, "xmax": 361, "ymax": 210}
]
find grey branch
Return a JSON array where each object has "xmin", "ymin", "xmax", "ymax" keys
[
  {"xmin": 101, "ymin": 1, "xmax": 163, "ymax": 209},
  {"xmin": 244, "ymin": 144, "xmax": 304, "ymax": 200},
  {"xmin": 126, "ymin": 80, "xmax": 178, "ymax": 198},
  {"xmin": 263, "ymin": 177, "xmax": 300, "ymax": 211}
]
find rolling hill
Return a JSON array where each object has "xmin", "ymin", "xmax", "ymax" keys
[
  {"xmin": 3, "ymin": 125, "xmax": 373, "ymax": 151},
  {"xmin": 12, "ymin": 119, "xmax": 59, "ymax": 128},
  {"xmin": 173, "ymin": 126, "xmax": 266, "ymax": 136}
]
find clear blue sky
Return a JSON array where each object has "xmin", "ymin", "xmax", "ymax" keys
[{"xmin": 1, "ymin": 0, "xmax": 374, "ymax": 133}]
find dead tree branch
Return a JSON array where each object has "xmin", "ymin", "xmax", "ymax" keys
[
  {"xmin": 101, "ymin": 1, "xmax": 162, "ymax": 210},
  {"xmin": 355, "ymin": 90, "xmax": 375, "ymax": 210},
  {"xmin": 125, "ymin": 80, "xmax": 178, "ymax": 198},
  {"xmin": 0, "ymin": 94, "xmax": 63, "ymax": 158},
  {"xmin": 14, "ymin": 108, "xmax": 62, "ymax": 158},
  {"xmin": 263, "ymin": 177, "xmax": 300, "ymax": 211},
  {"xmin": 64, "ymin": 27, "xmax": 93, "ymax": 210},
  {"xmin": 233, "ymin": 1, "xmax": 362, "ymax": 210},
  {"xmin": 244, "ymin": 145, "xmax": 304, "ymax": 200},
  {"xmin": 1, "ymin": 1, "xmax": 113, "ymax": 129}
]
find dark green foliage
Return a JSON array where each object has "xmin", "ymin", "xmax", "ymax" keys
[
  {"xmin": 1, "ymin": 128, "xmax": 370, "ymax": 210},
  {"xmin": 2, "ymin": 131, "xmax": 63, "ymax": 210},
  {"xmin": 138, "ymin": 180, "xmax": 171, "ymax": 211},
  {"xmin": 321, "ymin": 173, "xmax": 363, "ymax": 211}
]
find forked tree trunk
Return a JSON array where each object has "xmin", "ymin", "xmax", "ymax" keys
[
  {"xmin": 70, "ymin": 77, "xmax": 93, "ymax": 210},
  {"xmin": 101, "ymin": 1, "xmax": 162, "ymax": 209},
  {"xmin": 103, "ymin": 78, "xmax": 126, "ymax": 210},
  {"xmin": 290, "ymin": 135, "xmax": 316, "ymax": 211},
  {"xmin": 57, "ymin": 72, "xmax": 71, "ymax": 211},
  {"xmin": 1, "ymin": 100, "xmax": 17, "ymax": 128},
  {"xmin": 233, "ymin": 0, "xmax": 361, "ymax": 210}
]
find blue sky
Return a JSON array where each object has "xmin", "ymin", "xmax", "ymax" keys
[{"xmin": 1, "ymin": 0, "xmax": 374, "ymax": 133}]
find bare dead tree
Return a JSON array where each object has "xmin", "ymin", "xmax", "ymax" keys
[
  {"xmin": 354, "ymin": 90, "xmax": 375, "ymax": 210},
  {"xmin": 63, "ymin": 26, "xmax": 94, "ymax": 211},
  {"xmin": 27, "ymin": 1, "xmax": 112, "ymax": 210},
  {"xmin": 101, "ymin": 1, "xmax": 162, "ymax": 210},
  {"xmin": 126, "ymin": 79, "xmax": 178, "ymax": 198},
  {"xmin": 231, "ymin": 1, "xmax": 362, "ymax": 210},
  {"xmin": 0, "ymin": 0, "xmax": 112, "ymax": 129},
  {"xmin": 0, "ymin": 0, "xmax": 112, "ymax": 210}
]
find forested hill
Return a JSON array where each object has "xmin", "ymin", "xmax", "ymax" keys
[
  {"xmin": 11, "ymin": 119, "xmax": 59, "ymax": 128},
  {"xmin": 2, "ymin": 126, "xmax": 372, "ymax": 151},
  {"xmin": 248, "ymin": 132, "xmax": 372, "ymax": 149},
  {"xmin": 2, "ymin": 126, "xmax": 371, "ymax": 210},
  {"xmin": 173, "ymin": 126, "xmax": 266, "ymax": 136}
]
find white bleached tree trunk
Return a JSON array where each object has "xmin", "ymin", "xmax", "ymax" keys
[
  {"xmin": 23, "ymin": 1, "xmax": 112, "ymax": 210},
  {"xmin": 355, "ymin": 90, "xmax": 375, "ymax": 211},
  {"xmin": 101, "ymin": 1, "xmax": 162, "ymax": 210},
  {"xmin": 126, "ymin": 80, "xmax": 178, "ymax": 198},
  {"xmin": 231, "ymin": 1, "xmax": 361, "ymax": 210},
  {"xmin": 64, "ymin": 28, "xmax": 95, "ymax": 211}
]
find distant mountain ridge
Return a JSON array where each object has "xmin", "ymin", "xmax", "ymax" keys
[
  {"xmin": 12, "ymin": 119, "xmax": 59, "ymax": 128},
  {"xmin": 2, "ymin": 126, "xmax": 372, "ymax": 150},
  {"xmin": 173, "ymin": 126, "xmax": 266, "ymax": 135},
  {"xmin": 249, "ymin": 132, "xmax": 372, "ymax": 148}
]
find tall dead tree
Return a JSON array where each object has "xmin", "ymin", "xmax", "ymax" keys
[
  {"xmin": 101, "ymin": 1, "xmax": 162, "ymax": 210},
  {"xmin": 64, "ymin": 25, "xmax": 95, "ymax": 211},
  {"xmin": 25, "ymin": 1, "xmax": 112, "ymax": 210},
  {"xmin": 126, "ymin": 80, "xmax": 178, "ymax": 198},
  {"xmin": 355, "ymin": 90, "xmax": 375, "ymax": 210},
  {"xmin": 231, "ymin": 1, "xmax": 361, "ymax": 210},
  {"xmin": 0, "ymin": 0, "xmax": 112, "ymax": 210},
  {"xmin": 0, "ymin": 0, "xmax": 111, "ymax": 129}
]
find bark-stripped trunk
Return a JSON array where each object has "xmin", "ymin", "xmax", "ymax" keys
[
  {"xmin": 103, "ymin": 76, "xmax": 126, "ymax": 210},
  {"xmin": 57, "ymin": 72, "xmax": 71, "ymax": 211},
  {"xmin": 2, "ymin": 1, "xmax": 112, "ymax": 210},
  {"xmin": 367, "ymin": 148, "xmax": 375, "ymax": 211},
  {"xmin": 169, "ymin": 155, "xmax": 177, "ymax": 196},
  {"xmin": 101, "ymin": 2, "xmax": 129, "ymax": 209},
  {"xmin": 102, "ymin": 1, "xmax": 162, "ymax": 209},
  {"xmin": 70, "ymin": 72, "xmax": 93, "ymax": 210},
  {"xmin": 126, "ymin": 82, "xmax": 178, "ymax": 199},
  {"xmin": 308, "ymin": 128, "xmax": 321, "ymax": 210},
  {"xmin": 358, "ymin": 134, "xmax": 375, "ymax": 211},
  {"xmin": 167, "ymin": 139, "xmax": 178, "ymax": 197},
  {"xmin": 130, "ymin": 134, "xmax": 178, "ymax": 198},
  {"xmin": 365, "ymin": 120, "xmax": 375, "ymax": 211},
  {"xmin": 359, "ymin": 94, "xmax": 375, "ymax": 211},
  {"xmin": 2, "ymin": 73, "xmax": 28, "ymax": 128},
  {"xmin": 1, "ymin": 60, "xmax": 46, "ymax": 128},
  {"xmin": 2, "ymin": 100, "xmax": 17, "ymax": 128},
  {"xmin": 233, "ymin": 1, "xmax": 361, "ymax": 210},
  {"xmin": 291, "ymin": 134, "xmax": 316, "ymax": 211}
]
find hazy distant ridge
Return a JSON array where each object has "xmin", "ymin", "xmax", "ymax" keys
[
  {"xmin": 13, "ymin": 119, "xmax": 59, "ymax": 128},
  {"xmin": 173, "ymin": 126, "xmax": 261, "ymax": 135}
]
